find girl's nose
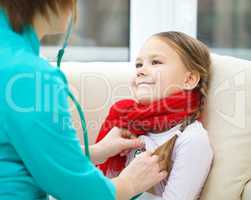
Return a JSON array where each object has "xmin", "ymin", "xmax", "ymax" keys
[{"xmin": 136, "ymin": 65, "xmax": 149, "ymax": 77}]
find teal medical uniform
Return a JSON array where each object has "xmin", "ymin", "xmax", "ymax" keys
[{"xmin": 0, "ymin": 9, "xmax": 115, "ymax": 200}]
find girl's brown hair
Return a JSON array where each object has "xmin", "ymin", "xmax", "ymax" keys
[
  {"xmin": 152, "ymin": 31, "xmax": 211, "ymax": 177},
  {"xmin": 0, "ymin": 0, "xmax": 76, "ymax": 33}
]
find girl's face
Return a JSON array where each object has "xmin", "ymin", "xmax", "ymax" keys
[{"xmin": 132, "ymin": 37, "xmax": 200, "ymax": 104}]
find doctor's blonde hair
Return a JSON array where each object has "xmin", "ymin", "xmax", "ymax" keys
[
  {"xmin": 0, "ymin": 0, "xmax": 76, "ymax": 32},
  {"xmin": 151, "ymin": 31, "xmax": 211, "ymax": 178}
]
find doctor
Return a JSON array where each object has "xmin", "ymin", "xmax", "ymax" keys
[{"xmin": 0, "ymin": 0, "xmax": 167, "ymax": 200}]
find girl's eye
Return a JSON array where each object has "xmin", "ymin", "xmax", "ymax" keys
[
  {"xmin": 152, "ymin": 60, "xmax": 162, "ymax": 65},
  {"xmin": 135, "ymin": 63, "xmax": 143, "ymax": 68}
]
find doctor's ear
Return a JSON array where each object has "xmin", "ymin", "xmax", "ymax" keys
[{"xmin": 183, "ymin": 71, "xmax": 200, "ymax": 90}]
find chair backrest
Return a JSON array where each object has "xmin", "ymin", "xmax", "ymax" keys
[
  {"xmin": 63, "ymin": 54, "xmax": 251, "ymax": 199},
  {"xmin": 200, "ymin": 54, "xmax": 251, "ymax": 200},
  {"xmin": 62, "ymin": 62, "xmax": 135, "ymax": 144}
]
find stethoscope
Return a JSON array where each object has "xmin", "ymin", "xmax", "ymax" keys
[
  {"xmin": 56, "ymin": 16, "xmax": 141, "ymax": 199},
  {"xmin": 56, "ymin": 16, "xmax": 90, "ymax": 159}
]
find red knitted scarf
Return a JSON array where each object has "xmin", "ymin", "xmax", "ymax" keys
[{"xmin": 95, "ymin": 89, "xmax": 201, "ymax": 175}]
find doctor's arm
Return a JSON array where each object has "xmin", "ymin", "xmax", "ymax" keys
[{"xmin": 88, "ymin": 127, "xmax": 145, "ymax": 165}]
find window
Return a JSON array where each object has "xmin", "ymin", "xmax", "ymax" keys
[
  {"xmin": 197, "ymin": 0, "xmax": 251, "ymax": 60},
  {"xmin": 41, "ymin": 0, "xmax": 251, "ymax": 63},
  {"xmin": 130, "ymin": 0, "xmax": 197, "ymax": 60},
  {"xmin": 41, "ymin": 0, "xmax": 130, "ymax": 62}
]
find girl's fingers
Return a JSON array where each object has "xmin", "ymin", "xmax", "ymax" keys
[
  {"xmin": 121, "ymin": 129, "xmax": 137, "ymax": 139},
  {"xmin": 120, "ymin": 149, "xmax": 131, "ymax": 156},
  {"xmin": 121, "ymin": 129, "xmax": 131, "ymax": 138}
]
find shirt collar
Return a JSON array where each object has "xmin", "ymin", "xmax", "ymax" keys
[
  {"xmin": 22, "ymin": 26, "xmax": 40, "ymax": 55},
  {"xmin": 148, "ymin": 123, "xmax": 182, "ymax": 138}
]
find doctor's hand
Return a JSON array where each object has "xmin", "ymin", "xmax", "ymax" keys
[
  {"xmin": 112, "ymin": 151, "xmax": 168, "ymax": 200},
  {"xmin": 90, "ymin": 127, "xmax": 144, "ymax": 164}
]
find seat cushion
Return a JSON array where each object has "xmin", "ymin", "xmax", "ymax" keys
[{"xmin": 200, "ymin": 55, "xmax": 251, "ymax": 200}]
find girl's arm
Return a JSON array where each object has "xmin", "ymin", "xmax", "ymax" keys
[{"xmin": 161, "ymin": 130, "xmax": 213, "ymax": 200}]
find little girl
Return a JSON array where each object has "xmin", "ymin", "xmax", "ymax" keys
[{"xmin": 96, "ymin": 31, "xmax": 213, "ymax": 200}]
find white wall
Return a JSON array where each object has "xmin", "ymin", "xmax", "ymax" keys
[{"xmin": 130, "ymin": 0, "xmax": 198, "ymax": 61}]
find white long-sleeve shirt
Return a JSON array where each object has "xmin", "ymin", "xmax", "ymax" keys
[{"xmin": 126, "ymin": 121, "xmax": 213, "ymax": 200}]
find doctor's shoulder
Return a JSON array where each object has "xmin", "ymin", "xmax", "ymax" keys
[
  {"xmin": 1, "ymin": 50, "xmax": 67, "ymax": 86},
  {"xmin": 0, "ymin": 52, "xmax": 68, "ymax": 114}
]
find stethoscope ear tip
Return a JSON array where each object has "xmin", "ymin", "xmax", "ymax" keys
[
  {"xmin": 57, "ymin": 15, "xmax": 74, "ymax": 69},
  {"xmin": 57, "ymin": 48, "xmax": 65, "ymax": 68}
]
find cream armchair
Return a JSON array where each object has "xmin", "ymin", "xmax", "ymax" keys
[{"xmin": 62, "ymin": 54, "xmax": 251, "ymax": 200}]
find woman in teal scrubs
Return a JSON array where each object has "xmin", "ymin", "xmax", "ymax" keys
[{"xmin": 0, "ymin": 0, "xmax": 167, "ymax": 199}]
